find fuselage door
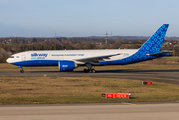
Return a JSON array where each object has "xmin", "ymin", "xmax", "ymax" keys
[{"xmin": 22, "ymin": 55, "xmax": 26, "ymax": 61}]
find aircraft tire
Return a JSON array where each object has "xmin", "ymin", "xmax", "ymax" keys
[
  {"xmin": 91, "ymin": 69, "xmax": 96, "ymax": 73},
  {"xmin": 20, "ymin": 70, "xmax": 24, "ymax": 73},
  {"xmin": 84, "ymin": 69, "xmax": 90, "ymax": 73}
]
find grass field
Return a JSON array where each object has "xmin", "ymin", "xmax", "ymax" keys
[
  {"xmin": 163, "ymin": 57, "xmax": 179, "ymax": 59},
  {"xmin": 0, "ymin": 57, "xmax": 179, "ymax": 104},
  {"xmin": 0, "ymin": 77, "xmax": 179, "ymax": 104}
]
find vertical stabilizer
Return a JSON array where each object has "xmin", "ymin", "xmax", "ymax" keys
[
  {"xmin": 139, "ymin": 24, "xmax": 169, "ymax": 54},
  {"xmin": 109, "ymin": 24, "xmax": 170, "ymax": 65}
]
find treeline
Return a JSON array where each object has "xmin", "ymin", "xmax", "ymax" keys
[
  {"xmin": 0, "ymin": 38, "xmax": 122, "ymax": 52},
  {"xmin": 0, "ymin": 37, "xmax": 145, "ymax": 45}
]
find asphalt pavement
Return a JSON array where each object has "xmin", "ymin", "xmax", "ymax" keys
[
  {"xmin": 1, "ymin": 69, "xmax": 179, "ymax": 84},
  {"xmin": 0, "ymin": 103, "xmax": 179, "ymax": 120}
]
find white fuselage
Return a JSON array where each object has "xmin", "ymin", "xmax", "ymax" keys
[{"xmin": 7, "ymin": 49, "xmax": 138, "ymax": 65}]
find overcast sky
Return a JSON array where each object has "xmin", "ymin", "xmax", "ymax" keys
[{"xmin": 0, "ymin": 0, "xmax": 178, "ymax": 37}]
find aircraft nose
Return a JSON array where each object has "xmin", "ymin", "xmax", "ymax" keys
[{"xmin": 6, "ymin": 58, "xmax": 10, "ymax": 63}]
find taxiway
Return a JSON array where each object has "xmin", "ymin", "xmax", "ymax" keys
[{"xmin": 1, "ymin": 69, "xmax": 179, "ymax": 84}]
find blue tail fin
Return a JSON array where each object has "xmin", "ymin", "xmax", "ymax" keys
[
  {"xmin": 139, "ymin": 24, "xmax": 169, "ymax": 54},
  {"xmin": 111, "ymin": 24, "xmax": 169, "ymax": 65}
]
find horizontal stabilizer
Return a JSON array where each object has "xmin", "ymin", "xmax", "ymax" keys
[{"xmin": 146, "ymin": 51, "xmax": 173, "ymax": 56}]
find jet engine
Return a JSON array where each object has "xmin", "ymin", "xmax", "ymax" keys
[{"xmin": 58, "ymin": 60, "xmax": 77, "ymax": 71}]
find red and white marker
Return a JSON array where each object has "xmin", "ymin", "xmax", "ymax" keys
[
  {"xmin": 142, "ymin": 81, "xmax": 153, "ymax": 85},
  {"xmin": 101, "ymin": 93, "xmax": 131, "ymax": 99}
]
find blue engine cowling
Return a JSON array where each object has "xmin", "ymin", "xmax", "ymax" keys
[{"xmin": 58, "ymin": 60, "xmax": 77, "ymax": 71}]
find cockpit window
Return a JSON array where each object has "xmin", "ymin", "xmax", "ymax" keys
[{"xmin": 10, "ymin": 56, "xmax": 14, "ymax": 58}]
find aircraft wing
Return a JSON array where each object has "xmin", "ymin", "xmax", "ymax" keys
[{"xmin": 75, "ymin": 53, "xmax": 120, "ymax": 64}]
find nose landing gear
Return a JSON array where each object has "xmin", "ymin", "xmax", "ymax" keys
[
  {"xmin": 20, "ymin": 69, "xmax": 24, "ymax": 73},
  {"xmin": 18, "ymin": 66, "xmax": 24, "ymax": 73}
]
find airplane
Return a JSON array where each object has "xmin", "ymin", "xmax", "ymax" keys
[{"xmin": 6, "ymin": 24, "xmax": 172, "ymax": 73}]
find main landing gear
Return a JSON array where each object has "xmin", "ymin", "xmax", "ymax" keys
[
  {"xmin": 83, "ymin": 68, "xmax": 96, "ymax": 73},
  {"xmin": 83, "ymin": 63, "xmax": 96, "ymax": 73}
]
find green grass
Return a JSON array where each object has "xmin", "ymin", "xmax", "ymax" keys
[
  {"xmin": 163, "ymin": 57, "xmax": 179, "ymax": 59},
  {"xmin": 0, "ymin": 77, "xmax": 179, "ymax": 104}
]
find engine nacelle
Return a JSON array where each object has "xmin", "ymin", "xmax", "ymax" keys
[{"xmin": 58, "ymin": 60, "xmax": 77, "ymax": 71}]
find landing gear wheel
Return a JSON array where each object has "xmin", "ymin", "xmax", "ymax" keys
[
  {"xmin": 91, "ymin": 69, "xmax": 96, "ymax": 73},
  {"xmin": 84, "ymin": 69, "xmax": 90, "ymax": 73},
  {"xmin": 20, "ymin": 70, "xmax": 24, "ymax": 73}
]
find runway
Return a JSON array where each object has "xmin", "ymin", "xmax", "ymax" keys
[
  {"xmin": 0, "ymin": 103, "xmax": 179, "ymax": 120},
  {"xmin": 1, "ymin": 69, "xmax": 179, "ymax": 84}
]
